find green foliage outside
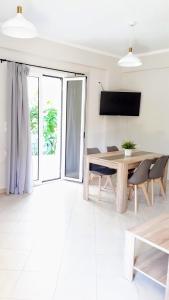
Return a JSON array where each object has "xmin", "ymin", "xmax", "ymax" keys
[
  {"xmin": 30, "ymin": 105, "xmax": 38, "ymax": 135},
  {"xmin": 30, "ymin": 104, "xmax": 57, "ymax": 155},
  {"xmin": 43, "ymin": 108, "xmax": 57, "ymax": 154}
]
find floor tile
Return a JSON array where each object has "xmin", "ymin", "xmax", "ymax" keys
[
  {"xmin": 0, "ymin": 249, "xmax": 29, "ymax": 270},
  {"xmin": 0, "ymin": 270, "xmax": 21, "ymax": 297},
  {"xmin": 10, "ymin": 271, "xmax": 57, "ymax": 300},
  {"xmin": 24, "ymin": 248, "xmax": 62, "ymax": 272},
  {"xmin": 97, "ymin": 277, "xmax": 139, "ymax": 300},
  {"xmin": 0, "ymin": 233, "xmax": 33, "ymax": 251}
]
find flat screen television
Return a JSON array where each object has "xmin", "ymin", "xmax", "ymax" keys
[{"xmin": 100, "ymin": 91, "xmax": 141, "ymax": 116}]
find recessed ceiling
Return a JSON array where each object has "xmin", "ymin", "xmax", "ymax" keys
[{"xmin": 0, "ymin": 0, "xmax": 169, "ymax": 57}]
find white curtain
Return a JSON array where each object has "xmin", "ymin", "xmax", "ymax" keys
[{"xmin": 6, "ymin": 62, "xmax": 32, "ymax": 194}]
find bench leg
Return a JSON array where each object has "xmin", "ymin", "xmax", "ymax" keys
[
  {"xmin": 124, "ymin": 231, "xmax": 135, "ymax": 281},
  {"xmin": 165, "ymin": 257, "xmax": 169, "ymax": 300}
]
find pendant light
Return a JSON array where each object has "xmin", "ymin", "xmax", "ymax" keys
[
  {"xmin": 118, "ymin": 23, "xmax": 142, "ymax": 67},
  {"xmin": 1, "ymin": 6, "xmax": 38, "ymax": 39}
]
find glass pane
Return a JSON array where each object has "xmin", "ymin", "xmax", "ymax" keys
[
  {"xmin": 28, "ymin": 76, "xmax": 39, "ymax": 181},
  {"xmin": 65, "ymin": 80, "xmax": 82, "ymax": 179},
  {"xmin": 42, "ymin": 76, "xmax": 61, "ymax": 181}
]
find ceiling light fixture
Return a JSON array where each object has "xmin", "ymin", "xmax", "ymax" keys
[
  {"xmin": 118, "ymin": 23, "xmax": 142, "ymax": 67},
  {"xmin": 1, "ymin": 6, "xmax": 38, "ymax": 39}
]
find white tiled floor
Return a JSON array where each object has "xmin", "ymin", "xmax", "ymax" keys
[{"xmin": 0, "ymin": 180, "xmax": 168, "ymax": 300}]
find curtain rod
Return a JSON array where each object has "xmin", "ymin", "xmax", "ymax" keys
[{"xmin": 0, "ymin": 58, "xmax": 85, "ymax": 76}]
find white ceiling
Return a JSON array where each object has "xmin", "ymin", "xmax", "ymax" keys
[{"xmin": 1, "ymin": 0, "xmax": 169, "ymax": 57}]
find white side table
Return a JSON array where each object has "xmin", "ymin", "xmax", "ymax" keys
[{"xmin": 124, "ymin": 214, "xmax": 169, "ymax": 300}]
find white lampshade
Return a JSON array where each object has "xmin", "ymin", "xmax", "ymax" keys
[
  {"xmin": 118, "ymin": 48, "xmax": 142, "ymax": 67},
  {"xmin": 1, "ymin": 6, "xmax": 38, "ymax": 39}
]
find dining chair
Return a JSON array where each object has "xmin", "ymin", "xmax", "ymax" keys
[
  {"xmin": 149, "ymin": 155, "xmax": 169, "ymax": 205},
  {"xmin": 107, "ymin": 145, "xmax": 119, "ymax": 152},
  {"xmin": 128, "ymin": 159, "xmax": 152, "ymax": 214},
  {"xmin": 104, "ymin": 145, "xmax": 119, "ymax": 189},
  {"xmin": 87, "ymin": 147, "xmax": 116, "ymax": 196}
]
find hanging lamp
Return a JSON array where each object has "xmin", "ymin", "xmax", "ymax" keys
[
  {"xmin": 1, "ymin": 6, "xmax": 38, "ymax": 39},
  {"xmin": 118, "ymin": 23, "xmax": 142, "ymax": 67}
]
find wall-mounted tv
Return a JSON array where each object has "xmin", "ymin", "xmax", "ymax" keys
[{"xmin": 100, "ymin": 91, "xmax": 141, "ymax": 116}]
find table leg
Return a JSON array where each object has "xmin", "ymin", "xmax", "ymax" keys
[
  {"xmin": 83, "ymin": 156, "xmax": 90, "ymax": 200},
  {"xmin": 163, "ymin": 161, "xmax": 168, "ymax": 193},
  {"xmin": 124, "ymin": 231, "xmax": 135, "ymax": 281},
  {"xmin": 165, "ymin": 256, "xmax": 169, "ymax": 300},
  {"xmin": 116, "ymin": 163, "xmax": 128, "ymax": 213}
]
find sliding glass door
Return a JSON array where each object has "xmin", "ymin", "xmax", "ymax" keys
[
  {"xmin": 62, "ymin": 77, "xmax": 86, "ymax": 182},
  {"xmin": 28, "ymin": 71, "xmax": 86, "ymax": 184}
]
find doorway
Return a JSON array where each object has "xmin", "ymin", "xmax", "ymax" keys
[{"xmin": 27, "ymin": 69, "xmax": 86, "ymax": 183}]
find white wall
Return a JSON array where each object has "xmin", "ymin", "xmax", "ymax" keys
[
  {"xmin": 120, "ymin": 68, "xmax": 169, "ymax": 155},
  {"xmin": 102, "ymin": 69, "xmax": 132, "ymax": 149},
  {"xmin": 86, "ymin": 68, "xmax": 122, "ymax": 151},
  {"xmin": 107, "ymin": 53, "xmax": 169, "ymax": 177},
  {"xmin": 0, "ymin": 37, "xmax": 120, "ymax": 189}
]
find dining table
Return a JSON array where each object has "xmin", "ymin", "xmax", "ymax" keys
[{"xmin": 83, "ymin": 150, "xmax": 168, "ymax": 213}]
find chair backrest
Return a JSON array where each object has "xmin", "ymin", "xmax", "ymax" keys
[
  {"xmin": 149, "ymin": 155, "xmax": 169, "ymax": 179},
  {"xmin": 87, "ymin": 148, "xmax": 100, "ymax": 155},
  {"xmin": 107, "ymin": 146, "xmax": 119, "ymax": 152},
  {"xmin": 128, "ymin": 159, "xmax": 153, "ymax": 185}
]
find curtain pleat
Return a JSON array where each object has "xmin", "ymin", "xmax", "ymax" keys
[{"xmin": 6, "ymin": 62, "xmax": 32, "ymax": 194}]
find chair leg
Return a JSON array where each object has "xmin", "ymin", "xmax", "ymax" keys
[
  {"xmin": 103, "ymin": 176, "xmax": 109, "ymax": 189},
  {"xmin": 128, "ymin": 186, "xmax": 133, "ymax": 200},
  {"xmin": 103, "ymin": 176, "xmax": 116, "ymax": 194},
  {"xmin": 141, "ymin": 183, "xmax": 151, "ymax": 206},
  {"xmin": 98, "ymin": 175, "xmax": 102, "ymax": 199},
  {"xmin": 134, "ymin": 185, "xmax": 138, "ymax": 214},
  {"xmin": 89, "ymin": 173, "xmax": 96, "ymax": 184},
  {"xmin": 151, "ymin": 179, "xmax": 154, "ymax": 206},
  {"xmin": 159, "ymin": 178, "xmax": 167, "ymax": 200}
]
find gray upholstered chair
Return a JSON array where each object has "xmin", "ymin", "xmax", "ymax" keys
[
  {"xmin": 149, "ymin": 155, "xmax": 169, "ymax": 205},
  {"xmin": 87, "ymin": 147, "xmax": 116, "ymax": 196},
  {"xmin": 107, "ymin": 146, "xmax": 119, "ymax": 152},
  {"xmin": 87, "ymin": 148, "xmax": 100, "ymax": 155},
  {"xmin": 128, "ymin": 159, "xmax": 152, "ymax": 213}
]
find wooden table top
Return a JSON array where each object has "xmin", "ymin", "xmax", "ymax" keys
[
  {"xmin": 128, "ymin": 214, "xmax": 169, "ymax": 254},
  {"xmin": 88, "ymin": 150, "xmax": 162, "ymax": 165}
]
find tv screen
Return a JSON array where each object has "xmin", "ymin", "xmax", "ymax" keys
[{"xmin": 100, "ymin": 91, "xmax": 141, "ymax": 116}]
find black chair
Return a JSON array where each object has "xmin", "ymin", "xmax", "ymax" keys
[
  {"xmin": 87, "ymin": 147, "xmax": 116, "ymax": 196},
  {"xmin": 149, "ymin": 155, "xmax": 169, "ymax": 205}
]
